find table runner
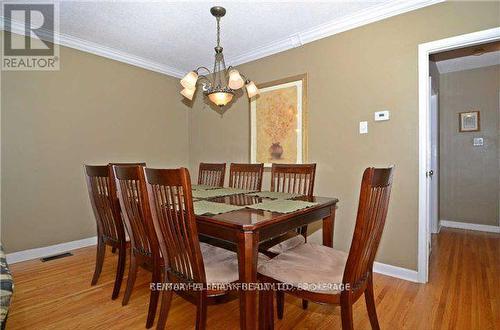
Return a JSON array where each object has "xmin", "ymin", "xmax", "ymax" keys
[
  {"xmin": 247, "ymin": 199, "xmax": 318, "ymax": 213},
  {"xmin": 246, "ymin": 191, "xmax": 302, "ymax": 200},
  {"xmin": 193, "ymin": 200, "xmax": 244, "ymax": 216},
  {"xmin": 192, "ymin": 188, "xmax": 255, "ymax": 199},
  {"xmin": 191, "ymin": 184, "xmax": 220, "ymax": 191}
]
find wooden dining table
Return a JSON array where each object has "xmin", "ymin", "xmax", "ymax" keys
[{"xmin": 195, "ymin": 193, "xmax": 339, "ymax": 330}]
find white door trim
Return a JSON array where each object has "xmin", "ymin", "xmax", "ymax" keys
[{"xmin": 417, "ymin": 27, "xmax": 500, "ymax": 283}]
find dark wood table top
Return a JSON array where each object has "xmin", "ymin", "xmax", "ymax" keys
[{"xmin": 195, "ymin": 194, "xmax": 339, "ymax": 230}]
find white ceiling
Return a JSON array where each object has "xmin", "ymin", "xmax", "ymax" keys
[
  {"xmin": 436, "ymin": 51, "xmax": 500, "ymax": 74},
  {"xmin": 2, "ymin": 0, "xmax": 442, "ymax": 77}
]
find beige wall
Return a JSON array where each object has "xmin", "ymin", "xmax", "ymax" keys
[
  {"xmin": 1, "ymin": 32, "xmax": 189, "ymax": 253},
  {"xmin": 439, "ymin": 65, "xmax": 499, "ymax": 226},
  {"xmin": 188, "ymin": 2, "xmax": 500, "ymax": 270}
]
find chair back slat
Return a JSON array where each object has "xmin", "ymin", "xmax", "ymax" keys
[
  {"xmin": 113, "ymin": 164, "xmax": 157, "ymax": 257},
  {"xmin": 84, "ymin": 165, "xmax": 125, "ymax": 243},
  {"xmin": 343, "ymin": 167, "xmax": 394, "ymax": 289},
  {"xmin": 145, "ymin": 168, "xmax": 206, "ymax": 284},
  {"xmin": 228, "ymin": 163, "xmax": 264, "ymax": 191},
  {"xmin": 198, "ymin": 163, "xmax": 226, "ymax": 187},
  {"xmin": 270, "ymin": 164, "xmax": 316, "ymax": 196}
]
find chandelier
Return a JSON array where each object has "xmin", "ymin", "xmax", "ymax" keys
[{"xmin": 179, "ymin": 6, "xmax": 259, "ymax": 107}]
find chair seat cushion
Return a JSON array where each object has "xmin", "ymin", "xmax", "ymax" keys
[
  {"xmin": 200, "ymin": 242, "xmax": 269, "ymax": 284},
  {"xmin": 266, "ymin": 234, "xmax": 305, "ymax": 254},
  {"xmin": 258, "ymin": 243, "xmax": 347, "ymax": 294}
]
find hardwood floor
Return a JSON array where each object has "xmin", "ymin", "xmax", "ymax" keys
[{"xmin": 7, "ymin": 228, "xmax": 500, "ymax": 329}]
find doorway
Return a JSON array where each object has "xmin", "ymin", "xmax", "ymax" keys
[{"xmin": 417, "ymin": 27, "xmax": 500, "ymax": 283}]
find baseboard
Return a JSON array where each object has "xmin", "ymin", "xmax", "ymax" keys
[
  {"xmin": 6, "ymin": 236, "xmax": 97, "ymax": 264},
  {"xmin": 373, "ymin": 262, "xmax": 419, "ymax": 282},
  {"xmin": 440, "ymin": 220, "xmax": 500, "ymax": 233}
]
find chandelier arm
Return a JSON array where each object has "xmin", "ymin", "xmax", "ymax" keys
[{"xmin": 195, "ymin": 66, "xmax": 211, "ymax": 75}]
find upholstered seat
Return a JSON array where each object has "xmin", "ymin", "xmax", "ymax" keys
[
  {"xmin": 201, "ymin": 242, "xmax": 269, "ymax": 284},
  {"xmin": 258, "ymin": 243, "xmax": 347, "ymax": 294},
  {"xmin": 266, "ymin": 235, "xmax": 306, "ymax": 255}
]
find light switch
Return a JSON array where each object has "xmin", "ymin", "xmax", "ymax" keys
[
  {"xmin": 374, "ymin": 110, "xmax": 390, "ymax": 121},
  {"xmin": 359, "ymin": 121, "xmax": 368, "ymax": 134},
  {"xmin": 473, "ymin": 137, "xmax": 484, "ymax": 146}
]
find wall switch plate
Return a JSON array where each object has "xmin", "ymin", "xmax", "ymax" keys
[
  {"xmin": 473, "ymin": 137, "xmax": 484, "ymax": 146},
  {"xmin": 374, "ymin": 110, "xmax": 390, "ymax": 121},
  {"xmin": 359, "ymin": 121, "xmax": 368, "ymax": 134}
]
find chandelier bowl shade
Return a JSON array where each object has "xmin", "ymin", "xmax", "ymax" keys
[
  {"xmin": 179, "ymin": 7, "xmax": 258, "ymax": 107},
  {"xmin": 208, "ymin": 90, "xmax": 234, "ymax": 107}
]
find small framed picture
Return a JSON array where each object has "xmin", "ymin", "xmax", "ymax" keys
[{"xmin": 459, "ymin": 111, "xmax": 480, "ymax": 132}]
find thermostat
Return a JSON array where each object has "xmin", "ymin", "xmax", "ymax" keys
[{"xmin": 374, "ymin": 111, "xmax": 390, "ymax": 121}]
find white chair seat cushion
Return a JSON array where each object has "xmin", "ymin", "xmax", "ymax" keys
[
  {"xmin": 200, "ymin": 242, "xmax": 270, "ymax": 284},
  {"xmin": 258, "ymin": 243, "xmax": 347, "ymax": 294},
  {"xmin": 267, "ymin": 234, "xmax": 306, "ymax": 254}
]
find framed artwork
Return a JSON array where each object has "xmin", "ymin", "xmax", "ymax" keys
[
  {"xmin": 459, "ymin": 111, "xmax": 480, "ymax": 132},
  {"xmin": 250, "ymin": 74, "xmax": 308, "ymax": 167}
]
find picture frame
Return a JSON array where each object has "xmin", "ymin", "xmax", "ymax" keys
[
  {"xmin": 250, "ymin": 74, "xmax": 308, "ymax": 167},
  {"xmin": 459, "ymin": 111, "xmax": 480, "ymax": 132}
]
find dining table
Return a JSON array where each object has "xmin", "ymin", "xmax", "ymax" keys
[{"xmin": 192, "ymin": 188, "xmax": 339, "ymax": 330}]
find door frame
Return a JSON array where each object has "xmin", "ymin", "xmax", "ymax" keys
[{"xmin": 417, "ymin": 27, "xmax": 500, "ymax": 283}]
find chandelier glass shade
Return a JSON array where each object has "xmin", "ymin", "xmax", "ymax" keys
[{"xmin": 179, "ymin": 6, "xmax": 258, "ymax": 107}]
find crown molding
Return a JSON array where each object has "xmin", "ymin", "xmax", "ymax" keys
[
  {"xmin": 0, "ymin": 17, "xmax": 184, "ymax": 78},
  {"xmin": 226, "ymin": 0, "xmax": 444, "ymax": 66}
]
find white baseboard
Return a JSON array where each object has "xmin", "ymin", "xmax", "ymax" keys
[
  {"xmin": 373, "ymin": 262, "xmax": 419, "ymax": 282},
  {"xmin": 6, "ymin": 236, "xmax": 97, "ymax": 264},
  {"xmin": 440, "ymin": 220, "xmax": 500, "ymax": 233}
]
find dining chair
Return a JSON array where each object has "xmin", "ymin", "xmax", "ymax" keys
[
  {"xmin": 259, "ymin": 163, "xmax": 317, "ymax": 313},
  {"xmin": 258, "ymin": 167, "xmax": 394, "ymax": 330},
  {"xmin": 144, "ymin": 167, "xmax": 268, "ymax": 330},
  {"xmin": 261, "ymin": 163, "xmax": 317, "ymax": 256},
  {"xmin": 198, "ymin": 163, "xmax": 226, "ymax": 187},
  {"xmin": 84, "ymin": 164, "xmax": 127, "ymax": 300},
  {"xmin": 228, "ymin": 163, "xmax": 264, "ymax": 191},
  {"xmin": 109, "ymin": 162, "xmax": 147, "ymax": 253},
  {"xmin": 113, "ymin": 164, "xmax": 162, "ymax": 328}
]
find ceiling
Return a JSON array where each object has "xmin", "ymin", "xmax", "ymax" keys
[
  {"xmin": 2, "ymin": 0, "xmax": 442, "ymax": 77},
  {"xmin": 436, "ymin": 51, "xmax": 500, "ymax": 73}
]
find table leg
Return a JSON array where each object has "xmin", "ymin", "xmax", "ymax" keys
[
  {"xmin": 322, "ymin": 207, "xmax": 336, "ymax": 248},
  {"xmin": 237, "ymin": 230, "xmax": 259, "ymax": 330}
]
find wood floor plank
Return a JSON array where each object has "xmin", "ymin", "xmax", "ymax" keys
[{"xmin": 6, "ymin": 228, "xmax": 500, "ymax": 329}]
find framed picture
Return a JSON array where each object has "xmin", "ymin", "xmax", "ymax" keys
[
  {"xmin": 459, "ymin": 111, "xmax": 480, "ymax": 132},
  {"xmin": 250, "ymin": 74, "xmax": 308, "ymax": 166}
]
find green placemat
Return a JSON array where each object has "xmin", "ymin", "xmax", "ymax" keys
[
  {"xmin": 192, "ymin": 188, "xmax": 255, "ymax": 199},
  {"xmin": 192, "ymin": 184, "xmax": 220, "ymax": 191},
  {"xmin": 246, "ymin": 191, "xmax": 302, "ymax": 200},
  {"xmin": 193, "ymin": 200, "xmax": 244, "ymax": 215},
  {"xmin": 247, "ymin": 199, "xmax": 318, "ymax": 213}
]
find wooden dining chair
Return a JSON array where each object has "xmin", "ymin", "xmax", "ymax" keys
[
  {"xmin": 144, "ymin": 167, "xmax": 268, "ymax": 330},
  {"xmin": 259, "ymin": 163, "xmax": 317, "ymax": 313},
  {"xmin": 84, "ymin": 164, "xmax": 127, "ymax": 300},
  {"xmin": 261, "ymin": 163, "xmax": 317, "ymax": 256},
  {"xmin": 198, "ymin": 163, "xmax": 226, "ymax": 187},
  {"xmin": 228, "ymin": 163, "xmax": 264, "ymax": 191},
  {"xmin": 113, "ymin": 164, "xmax": 161, "ymax": 328},
  {"xmin": 258, "ymin": 167, "xmax": 394, "ymax": 330}
]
